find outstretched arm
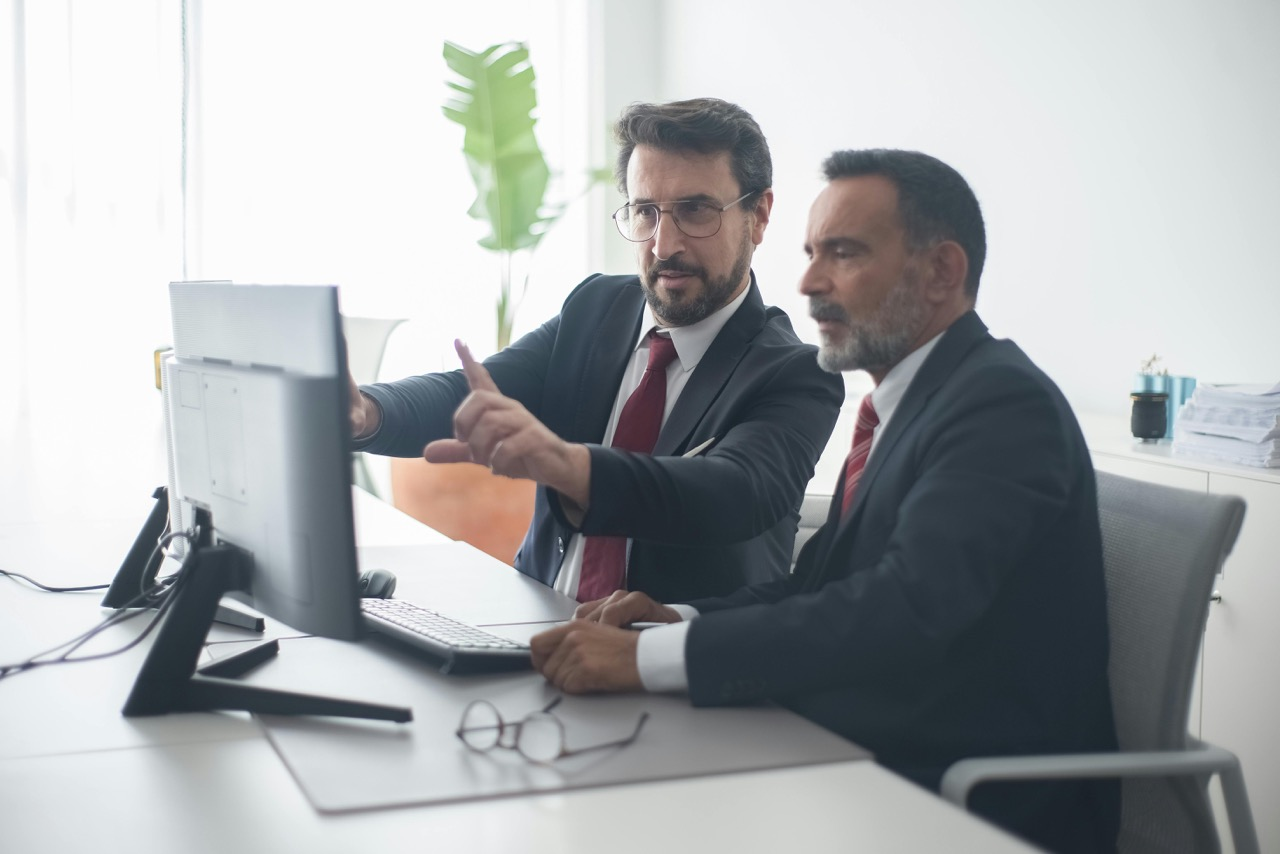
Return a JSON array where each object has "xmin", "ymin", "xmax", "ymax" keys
[{"xmin": 423, "ymin": 339, "xmax": 593, "ymax": 509}]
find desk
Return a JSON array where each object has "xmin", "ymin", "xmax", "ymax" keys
[{"xmin": 0, "ymin": 488, "xmax": 1033, "ymax": 853}]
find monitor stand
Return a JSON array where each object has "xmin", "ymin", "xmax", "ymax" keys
[
  {"xmin": 103, "ymin": 486, "xmax": 264, "ymax": 632},
  {"xmin": 122, "ymin": 541, "xmax": 412, "ymax": 723}
]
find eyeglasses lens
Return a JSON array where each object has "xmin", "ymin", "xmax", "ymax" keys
[
  {"xmin": 458, "ymin": 700, "xmax": 501, "ymax": 751},
  {"xmin": 616, "ymin": 201, "xmax": 723, "ymax": 242},
  {"xmin": 516, "ymin": 711, "xmax": 564, "ymax": 764}
]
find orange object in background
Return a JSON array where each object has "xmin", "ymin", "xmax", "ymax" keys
[{"xmin": 390, "ymin": 458, "xmax": 536, "ymax": 566}]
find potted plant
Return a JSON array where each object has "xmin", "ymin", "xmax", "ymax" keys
[
  {"xmin": 389, "ymin": 40, "xmax": 560, "ymax": 565},
  {"xmin": 443, "ymin": 39, "xmax": 556, "ymax": 351}
]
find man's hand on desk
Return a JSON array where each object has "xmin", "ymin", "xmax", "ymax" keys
[
  {"xmin": 574, "ymin": 590, "xmax": 683, "ymax": 627},
  {"xmin": 530, "ymin": 621, "xmax": 645, "ymax": 694},
  {"xmin": 424, "ymin": 340, "xmax": 592, "ymax": 510},
  {"xmin": 530, "ymin": 593, "xmax": 682, "ymax": 694}
]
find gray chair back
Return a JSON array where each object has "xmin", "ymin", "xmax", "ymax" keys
[{"xmin": 1096, "ymin": 471, "xmax": 1246, "ymax": 853}]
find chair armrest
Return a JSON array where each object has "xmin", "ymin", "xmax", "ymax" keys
[
  {"xmin": 941, "ymin": 743, "xmax": 1240, "ymax": 805},
  {"xmin": 940, "ymin": 742, "xmax": 1259, "ymax": 854}
]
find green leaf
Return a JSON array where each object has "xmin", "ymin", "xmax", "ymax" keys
[{"xmin": 442, "ymin": 41, "xmax": 553, "ymax": 255}]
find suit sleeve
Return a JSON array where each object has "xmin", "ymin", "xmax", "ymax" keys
[
  {"xmin": 353, "ymin": 313, "xmax": 562, "ymax": 458},
  {"xmin": 573, "ymin": 344, "xmax": 843, "ymax": 546},
  {"xmin": 683, "ymin": 362, "xmax": 1089, "ymax": 704}
]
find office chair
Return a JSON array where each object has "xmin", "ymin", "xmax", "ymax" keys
[
  {"xmin": 342, "ymin": 315, "xmax": 405, "ymax": 499},
  {"xmin": 940, "ymin": 471, "xmax": 1259, "ymax": 854}
]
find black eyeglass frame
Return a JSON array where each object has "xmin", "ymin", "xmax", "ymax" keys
[
  {"xmin": 611, "ymin": 192, "xmax": 756, "ymax": 243},
  {"xmin": 455, "ymin": 696, "xmax": 650, "ymax": 765}
]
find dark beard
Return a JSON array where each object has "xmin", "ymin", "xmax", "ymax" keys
[{"xmin": 641, "ymin": 234, "xmax": 752, "ymax": 327}]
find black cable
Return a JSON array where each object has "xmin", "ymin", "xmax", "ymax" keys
[
  {"xmin": 0, "ymin": 569, "xmax": 109, "ymax": 593},
  {"xmin": 0, "ymin": 531, "xmax": 199, "ymax": 683},
  {"xmin": 0, "ymin": 578, "xmax": 175, "ymax": 681},
  {"xmin": 0, "ymin": 524, "xmax": 186, "ymax": 599}
]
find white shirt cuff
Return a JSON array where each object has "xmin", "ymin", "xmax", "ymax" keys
[
  {"xmin": 635, "ymin": 608, "xmax": 699, "ymax": 693},
  {"xmin": 668, "ymin": 604, "xmax": 700, "ymax": 621}
]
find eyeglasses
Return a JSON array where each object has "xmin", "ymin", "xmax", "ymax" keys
[
  {"xmin": 612, "ymin": 192, "xmax": 754, "ymax": 242},
  {"xmin": 456, "ymin": 696, "xmax": 649, "ymax": 765}
]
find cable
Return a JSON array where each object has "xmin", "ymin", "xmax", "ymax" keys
[
  {"xmin": 202, "ymin": 634, "xmax": 312, "ymax": 649},
  {"xmin": 0, "ymin": 531, "xmax": 199, "ymax": 683},
  {"xmin": 0, "ymin": 570, "xmax": 108, "ymax": 593},
  {"xmin": 0, "ymin": 578, "xmax": 175, "ymax": 681},
  {"xmin": 0, "ymin": 522, "xmax": 186, "ymax": 596}
]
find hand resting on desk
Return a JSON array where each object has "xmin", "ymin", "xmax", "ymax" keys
[
  {"xmin": 530, "ymin": 592, "xmax": 682, "ymax": 694},
  {"xmin": 573, "ymin": 590, "xmax": 683, "ymax": 627},
  {"xmin": 530, "ymin": 621, "xmax": 645, "ymax": 694}
]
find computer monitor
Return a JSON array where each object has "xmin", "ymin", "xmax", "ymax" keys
[{"xmin": 121, "ymin": 282, "xmax": 410, "ymax": 722}]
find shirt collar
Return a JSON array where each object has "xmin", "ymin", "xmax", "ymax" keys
[
  {"xmin": 634, "ymin": 275, "xmax": 753, "ymax": 372},
  {"xmin": 869, "ymin": 331, "xmax": 944, "ymax": 430}
]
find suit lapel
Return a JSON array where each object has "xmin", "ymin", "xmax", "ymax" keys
[
  {"xmin": 840, "ymin": 312, "xmax": 989, "ymax": 525},
  {"xmin": 573, "ymin": 284, "xmax": 645, "ymax": 443},
  {"xmin": 799, "ymin": 314, "xmax": 988, "ymax": 591},
  {"xmin": 652, "ymin": 280, "xmax": 767, "ymax": 456}
]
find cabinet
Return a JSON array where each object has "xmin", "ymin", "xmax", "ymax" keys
[
  {"xmin": 1082, "ymin": 415, "xmax": 1279, "ymax": 854},
  {"xmin": 1204, "ymin": 473, "xmax": 1279, "ymax": 854}
]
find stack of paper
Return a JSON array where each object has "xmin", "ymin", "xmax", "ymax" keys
[{"xmin": 1172, "ymin": 382, "xmax": 1280, "ymax": 468}]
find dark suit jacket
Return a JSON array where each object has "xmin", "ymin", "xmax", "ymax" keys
[
  {"xmin": 683, "ymin": 312, "xmax": 1119, "ymax": 854},
  {"xmin": 357, "ymin": 273, "xmax": 844, "ymax": 601}
]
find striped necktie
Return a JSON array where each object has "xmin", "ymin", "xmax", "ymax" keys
[{"xmin": 840, "ymin": 396, "xmax": 879, "ymax": 515}]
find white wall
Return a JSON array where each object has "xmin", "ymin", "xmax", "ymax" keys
[{"xmin": 637, "ymin": 0, "xmax": 1279, "ymax": 416}]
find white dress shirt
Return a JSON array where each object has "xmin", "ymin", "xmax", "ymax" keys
[
  {"xmin": 551, "ymin": 284, "xmax": 751, "ymax": 599},
  {"xmin": 636, "ymin": 331, "xmax": 944, "ymax": 693}
]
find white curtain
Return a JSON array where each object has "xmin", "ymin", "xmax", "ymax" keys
[
  {"xmin": 190, "ymin": 0, "xmax": 595, "ymax": 372},
  {"xmin": 2, "ymin": 0, "xmax": 596, "ymax": 522},
  {"xmin": 1, "ymin": 0, "xmax": 183, "ymax": 517}
]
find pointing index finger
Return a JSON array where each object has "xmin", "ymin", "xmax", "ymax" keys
[{"xmin": 455, "ymin": 338, "xmax": 499, "ymax": 393}]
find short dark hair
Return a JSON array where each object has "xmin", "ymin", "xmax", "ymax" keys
[
  {"xmin": 614, "ymin": 98, "xmax": 771, "ymax": 202},
  {"xmin": 822, "ymin": 149, "xmax": 986, "ymax": 297}
]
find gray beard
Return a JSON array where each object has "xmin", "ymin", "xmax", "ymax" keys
[
  {"xmin": 641, "ymin": 231, "xmax": 753, "ymax": 327},
  {"xmin": 813, "ymin": 269, "xmax": 928, "ymax": 374}
]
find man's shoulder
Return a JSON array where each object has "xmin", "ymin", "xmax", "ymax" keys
[
  {"xmin": 930, "ymin": 314, "xmax": 1061, "ymax": 397},
  {"xmin": 564, "ymin": 272, "xmax": 641, "ymax": 300},
  {"xmin": 554, "ymin": 273, "xmax": 644, "ymax": 320},
  {"xmin": 956, "ymin": 334, "xmax": 1064, "ymax": 400},
  {"xmin": 925, "ymin": 331, "xmax": 1083, "ymax": 456}
]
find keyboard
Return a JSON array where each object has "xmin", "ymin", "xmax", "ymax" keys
[{"xmin": 361, "ymin": 598, "xmax": 532, "ymax": 674}]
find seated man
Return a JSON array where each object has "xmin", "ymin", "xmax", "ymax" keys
[
  {"xmin": 351, "ymin": 98, "xmax": 843, "ymax": 603},
  {"xmin": 529, "ymin": 149, "xmax": 1120, "ymax": 854}
]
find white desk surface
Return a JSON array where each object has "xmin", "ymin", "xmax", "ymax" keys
[
  {"xmin": 0, "ymin": 487, "xmax": 1033, "ymax": 853},
  {"xmin": 1078, "ymin": 411, "xmax": 1280, "ymax": 485}
]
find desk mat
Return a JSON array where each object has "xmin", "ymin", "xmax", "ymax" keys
[{"xmin": 251, "ymin": 634, "xmax": 870, "ymax": 813}]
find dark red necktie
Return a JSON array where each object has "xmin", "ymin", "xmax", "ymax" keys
[
  {"xmin": 840, "ymin": 396, "xmax": 879, "ymax": 515},
  {"xmin": 577, "ymin": 331, "xmax": 679, "ymax": 602}
]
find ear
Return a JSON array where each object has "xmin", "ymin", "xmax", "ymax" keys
[
  {"xmin": 748, "ymin": 189, "xmax": 774, "ymax": 246},
  {"xmin": 922, "ymin": 240, "xmax": 969, "ymax": 304}
]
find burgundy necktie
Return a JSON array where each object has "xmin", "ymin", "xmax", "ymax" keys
[
  {"xmin": 840, "ymin": 395, "xmax": 879, "ymax": 516},
  {"xmin": 577, "ymin": 331, "xmax": 679, "ymax": 602}
]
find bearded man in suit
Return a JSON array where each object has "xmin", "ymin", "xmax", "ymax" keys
[
  {"xmin": 531, "ymin": 148, "xmax": 1120, "ymax": 854},
  {"xmin": 351, "ymin": 98, "xmax": 843, "ymax": 603}
]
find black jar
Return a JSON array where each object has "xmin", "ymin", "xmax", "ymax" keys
[{"xmin": 1130, "ymin": 392, "xmax": 1169, "ymax": 442}]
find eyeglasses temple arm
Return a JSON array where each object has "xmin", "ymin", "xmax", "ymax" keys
[{"xmin": 557, "ymin": 712, "xmax": 650, "ymax": 759}]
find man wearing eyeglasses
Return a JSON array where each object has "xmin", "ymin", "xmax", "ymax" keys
[
  {"xmin": 530, "ymin": 150, "xmax": 1120, "ymax": 854},
  {"xmin": 351, "ymin": 97, "xmax": 843, "ymax": 603}
]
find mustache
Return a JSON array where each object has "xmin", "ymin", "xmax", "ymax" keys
[
  {"xmin": 646, "ymin": 258, "xmax": 705, "ymax": 280},
  {"xmin": 809, "ymin": 299, "xmax": 850, "ymax": 324}
]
